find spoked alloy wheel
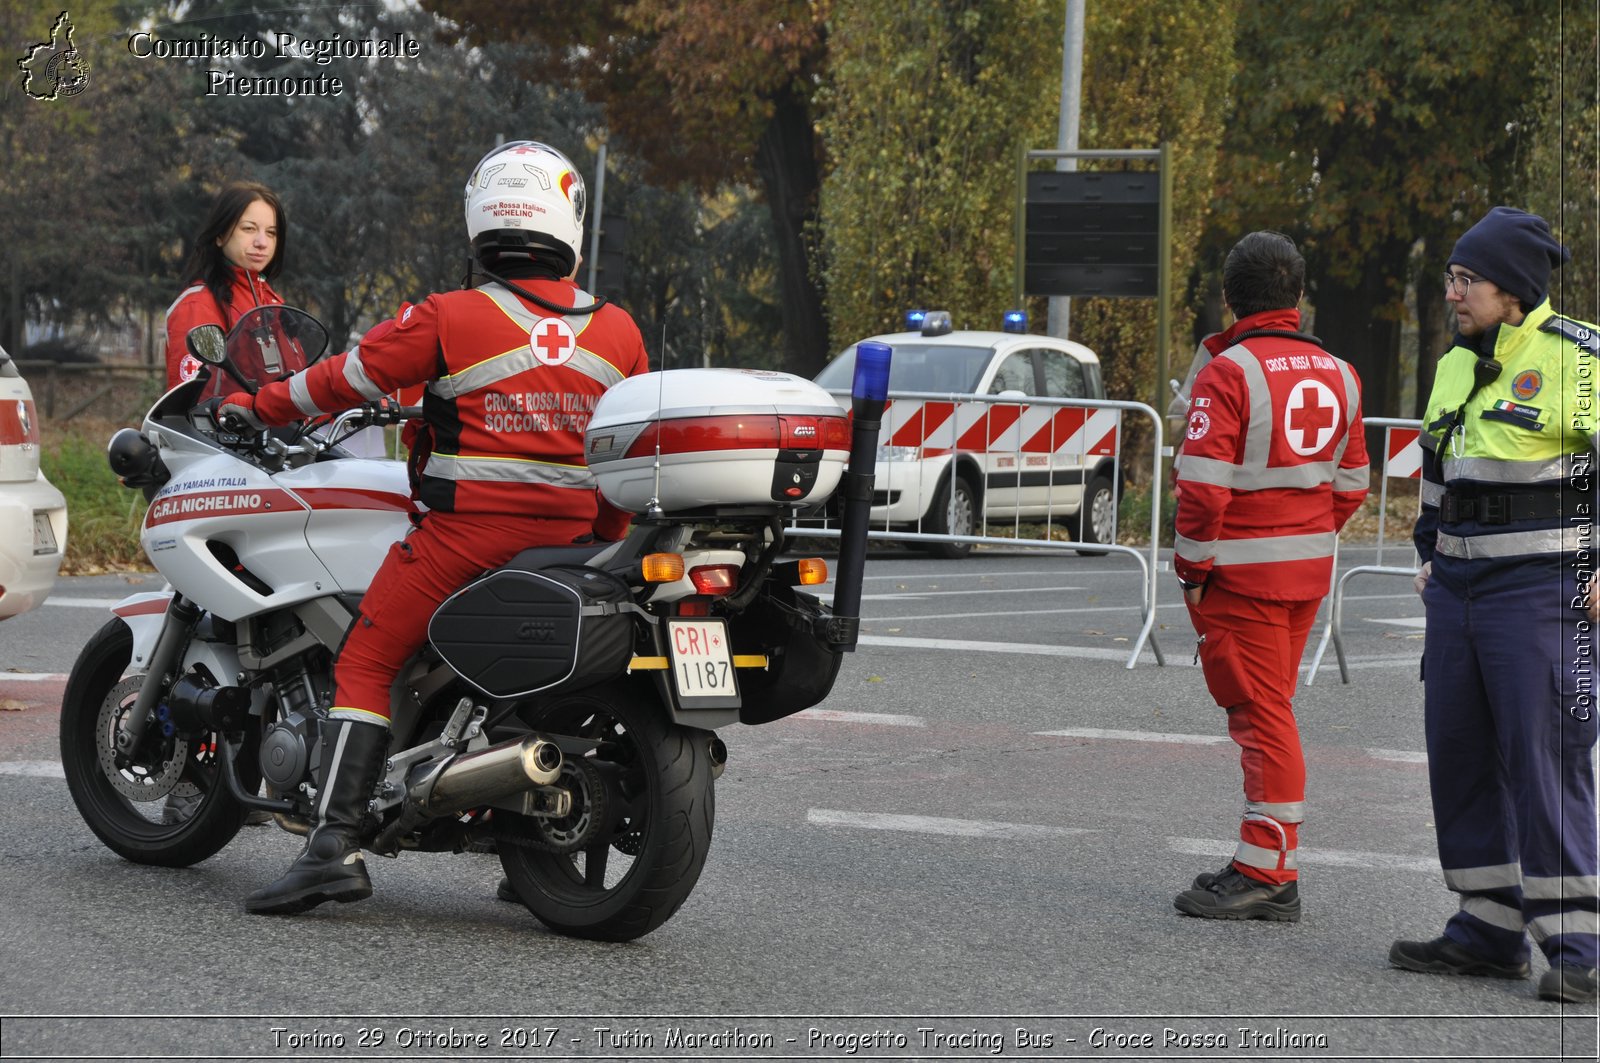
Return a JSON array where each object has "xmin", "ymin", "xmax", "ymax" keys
[
  {"xmin": 495, "ymin": 686, "xmax": 716, "ymax": 941},
  {"xmin": 59, "ymin": 619, "xmax": 253, "ymax": 866}
]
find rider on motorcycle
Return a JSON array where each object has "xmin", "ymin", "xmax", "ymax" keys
[{"xmin": 219, "ymin": 141, "xmax": 651, "ymax": 915}]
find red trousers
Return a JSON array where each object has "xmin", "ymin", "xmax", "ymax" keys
[
  {"xmin": 331, "ymin": 510, "xmax": 593, "ymax": 723},
  {"xmin": 1186, "ymin": 584, "xmax": 1321, "ymax": 885}
]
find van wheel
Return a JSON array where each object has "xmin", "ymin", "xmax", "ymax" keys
[
  {"xmin": 1074, "ymin": 472, "xmax": 1116, "ymax": 556},
  {"xmin": 926, "ymin": 475, "xmax": 976, "ymax": 560}
]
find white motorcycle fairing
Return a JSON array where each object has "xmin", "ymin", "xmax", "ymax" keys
[{"xmin": 138, "ymin": 426, "xmax": 412, "ymax": 623}]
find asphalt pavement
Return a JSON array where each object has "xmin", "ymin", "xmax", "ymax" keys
[{"xmin": 0, "ymin": 548, "xmax": 1595, "ymax": 1062}]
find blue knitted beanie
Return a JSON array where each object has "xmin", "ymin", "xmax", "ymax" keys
[{"xmin": 1448, "ymin": 206, "xmax": 1570, "ymax": 307}]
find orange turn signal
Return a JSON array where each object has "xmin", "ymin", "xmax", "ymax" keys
[
  {"xmin": 796, "ymin": 558, "xmax": 828, "ymax": 585},
  {"xmin": 641, "ymin": 553, "xmax": 685, "ymax": 583}
]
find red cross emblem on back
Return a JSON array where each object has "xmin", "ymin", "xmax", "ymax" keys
[
  {"xmin": 531, "ymin": 318, "xmax": 577, "ymax": 367},
  {"xmin": 1284, "ymin": 380, "xmax": 1340, "ymax": 456}
]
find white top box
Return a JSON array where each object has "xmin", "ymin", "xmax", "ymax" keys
[{"xmin": 585, "ymin": 369, "xmax": 850, "ymax": 514}]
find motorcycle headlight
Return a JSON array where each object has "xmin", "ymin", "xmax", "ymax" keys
[{"xmin": 877, "ymin": 445, "xmax": 921, "ymax": 463}]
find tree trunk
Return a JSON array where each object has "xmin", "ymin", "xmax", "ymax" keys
[
  {"xmin": 1307, "ymin": 248, "xmax": 1409, "ymax": 420},
  {"xmin": 1414, "ymin": 245, "xmax": 1449, "ymax": 420},
  {"xmin": 753, "ymin": 84, "xmax": 829, "ymax": 378}
]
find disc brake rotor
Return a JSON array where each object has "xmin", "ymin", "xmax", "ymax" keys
[
  {"xmin": 95, "ymin": 676, "xmax": 190, "ymax": 802},
  {"xmin": 530, "ymin": 757, "xmax": 608, "ymax": 854}
]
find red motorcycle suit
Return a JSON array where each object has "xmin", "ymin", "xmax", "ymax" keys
[
  {"xmin": 1173, "ymin": 308, "xmax": 1369, "ymax": 885},
  {"xmin": 164, "ymin": 264, "xmax": 285, "ymax": 395},
  {"xmin": 244, "ymin": 279, "xmax": 650, "ymax": 725}
]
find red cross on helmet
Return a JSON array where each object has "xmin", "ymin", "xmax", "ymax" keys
[{"xmin": 463, "ymin": 140, "xmax": 586, "ymax": 277}]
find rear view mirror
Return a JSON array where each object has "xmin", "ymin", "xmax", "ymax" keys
[{"xmin": 186, "ymin": 324, "xmax": 227, "ymax": 365}]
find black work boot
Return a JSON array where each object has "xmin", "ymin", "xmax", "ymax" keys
[
  {"xmin": 1537, "ymin": 964, "xmax": 1599, "ymax": 1003},
  {"xmin": 245, "ymin": 719, "xmax": 389, "ymax": 915},
  {"xmin": 1191, "ymin": 862, "xmax": 1235, "ymax": 890},
  {"xmin": 1388, "ymin": 935, "xmax": 1530, "ymax": 979},
  {"xmin": 1174, "ymin": 866, "xmax": 1301, "ymax": 922}
]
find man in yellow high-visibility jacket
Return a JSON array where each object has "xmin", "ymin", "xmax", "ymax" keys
[{"xmin": 1393, "ymin": 206, "xmax": 1598, "ymax": 1005}]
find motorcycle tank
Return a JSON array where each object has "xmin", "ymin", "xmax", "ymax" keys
[{"xmin": 584, "ymin": 368, "xmax": 849, "ymax": 515}]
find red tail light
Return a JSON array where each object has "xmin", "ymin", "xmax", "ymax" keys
[
  {"xmin": 676, "ymin": 600, "xmax": 711, "ymax": 617},
  {"xmin": 688, "ymin": 564, "xmax": 739, "ymax": 597}
]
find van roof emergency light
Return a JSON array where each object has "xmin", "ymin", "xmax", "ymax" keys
[
  {"xmin": 1002, "ymin": 309, "xmax": 1028, "ymax": 334},
  {"xmin": 920, "ymin": 310, "xmax": 953, "ymax": 337}
]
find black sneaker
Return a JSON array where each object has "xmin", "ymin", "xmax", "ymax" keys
[
  {"xmin": 1174, "ymin": 866, "xmax": 1300, "ymax": 922},
  {"xmin": 1538, "ymin": 964, "xmax": 1599, "ymax": 1003},
  {"xmin": 1388, "ymin": 936, "xmax": 1529, "ymax": 979}
]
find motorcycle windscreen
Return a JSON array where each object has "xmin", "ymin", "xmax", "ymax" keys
[
  {"xmin": 225, "ymin": 306, "xmax": 329, "ymax": 392},
  {"xmin": 428, "ymin": 564, "xmax": 634, "ymax": 700}
]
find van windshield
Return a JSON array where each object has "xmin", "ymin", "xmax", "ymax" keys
[{"xmin": 815, "ymin": 343, "xmax": 993, "ymax": 395}]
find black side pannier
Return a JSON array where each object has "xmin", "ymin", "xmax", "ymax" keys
[
  {"xmin": 428, "ymin": 562, "xmax": 635, "ymax": 700},
  {"xmin": 731, "ymin": 582, "xmax": 844, "ymax": 725}
]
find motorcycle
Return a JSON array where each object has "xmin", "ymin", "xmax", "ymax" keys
[{"xmin": 60, "ymin": 305, "xmax": 890, "ymax": 941}]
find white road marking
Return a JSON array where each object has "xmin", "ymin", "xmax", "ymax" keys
[
  {"xmin": 792, "ymin": 709, "xmax": 925, "ymax": 727},
  {"xmin": 1036, "ymin": 727, "xmax": 1230, "ymax": 746},
  {"xmin": 0, "ymin": 673, "xmax": 68, "ymax": 682},
  {"xmin": 857, "ymin": 634, "xmax": 1132, "ymax": 661},
  {"xmin": 0, "ymin": 761, "xmax": 64, "ymax": 778},
  {"xmin": 1167, "ymin": 836, "xmax": 1441, "ymax": 875},
  {"xmin": 862, "ymin": 585, "xmax": 1083, "ymax": 601},
  {"xmin": 807, "ymin": 810, "xmax": 1444, "ymax": 874},
  {"xmin": 1368, "ymin": 748, "xmax": 1429, "ymax": 764},
  {"xmin": 808, "ymin": 808, "xmax": 1092, "ymax": 841},
  {"xmin": 38, "ymin": 597, "xmax": 120, "ymax": 609},
  {"xmin": 856, "ymin": 632, "xmax": 1417, "ymax": 672},
  {"xmin": 1368, "ymin": 617, "xmax": 1427, "ymax": 629}
]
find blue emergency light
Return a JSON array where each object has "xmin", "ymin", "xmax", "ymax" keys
[
  {"xmin": 904, "ymin": 309, "xmax": 928, "ymax": 330},
  {"xmin": 1002, "ymin": 309, "xmax": 1028, "ymax": 334}
]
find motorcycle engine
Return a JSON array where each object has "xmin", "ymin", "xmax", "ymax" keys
[{"xmin": 259, "ymin": 710, "xmax": 318, "ymax": 792}]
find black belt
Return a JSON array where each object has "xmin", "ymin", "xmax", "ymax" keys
[{"xmin": 1439, "ymin": 489, "xmax": 1586, "ymax": 525}]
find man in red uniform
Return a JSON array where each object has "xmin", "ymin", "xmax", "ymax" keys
[
  {"xmin": 1171, "ymin": 231, "xmax": 1369, "ymax": 921},
  {"xmin": 221, "ymin": 141, "xmax": 650, "ymax": 915}
]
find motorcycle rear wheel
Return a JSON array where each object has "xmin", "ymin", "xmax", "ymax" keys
[
  {"xmin": 496, "ymin": 686, "xmax": 715, "ymax": 941},
  {"xmin": 59, "ymin": 619, "xmax": 254, "ymax": 867}
]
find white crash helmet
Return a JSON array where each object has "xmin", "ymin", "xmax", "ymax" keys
[{"xmin": 463, "ymin": 140, "xmax": 586, "ymax": 276}]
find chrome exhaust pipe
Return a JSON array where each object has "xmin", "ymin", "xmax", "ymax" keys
[
  {"xmin": 707, "ymin": 735, "xmax": 728, "ymax": 781},
  {"xmin": 413, "ymin": 734, "xmax": 563, "ymax": 815}
]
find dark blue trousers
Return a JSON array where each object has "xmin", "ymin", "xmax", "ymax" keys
[{"xmin": 1422, "ymin": 560, "xmax": 1599, "ymax": 969}]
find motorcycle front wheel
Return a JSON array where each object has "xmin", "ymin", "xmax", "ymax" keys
[
  {"xmin": 496, "ymin": 685, "xmax": 716, "ymax": 942},
  {"xmin": 59, "ymin": 618, "xmax": 254, "ymax": 867}
]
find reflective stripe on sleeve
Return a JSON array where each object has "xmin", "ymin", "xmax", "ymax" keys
[
  {"xmin": 342, "ymin": 345, "xmax": 388, "ymax": 402},
  {"xmin": 289, "ymin": 372, "xmax": 327, "ymax": 418},
  {"xmin": 1420, "ymin": 480, "xmax": 1445, "ymax": 507},
  {"xmin": 1333, "ymin": 463, "xmax": 1369, "ymax": 492}
]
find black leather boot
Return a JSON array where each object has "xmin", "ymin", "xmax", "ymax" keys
[{"xmin": 246, "ymin": 718, "xmax": 389, "ymax": 915}]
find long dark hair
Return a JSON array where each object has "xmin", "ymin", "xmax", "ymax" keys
[{"xmin": 180, "ymin": 181, "xmax": 288, "ymax": 321}]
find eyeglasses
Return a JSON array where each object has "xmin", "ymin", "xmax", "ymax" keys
[{"xmin": 1443, "ymin": 271, "xmax": 1481, "ymax": 296}]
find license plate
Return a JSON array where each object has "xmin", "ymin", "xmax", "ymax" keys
[
  {"xmin": 666, "ymin": 618, "xmax": 739, "ymax": 708},
  {"xmin": 32, "ymin": 512, "xmax": 57, "ymax": 556}
]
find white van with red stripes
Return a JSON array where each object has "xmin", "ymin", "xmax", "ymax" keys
[
  {"xmin": 0, "ymin": 344, "xmax": 68, "ymax": 619},
  {"xmin": 815, "ymin": 311, "xmax": 1116, "ymax": 559}
]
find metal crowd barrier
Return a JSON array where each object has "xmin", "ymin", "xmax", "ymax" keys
[
  {"xmin": 795, "ymin": 390, "xmax": 1167, "ymax": 669},
  {"xmin": 1304, "ymin": 417, "xmax": 1423, "ymax": 685}
]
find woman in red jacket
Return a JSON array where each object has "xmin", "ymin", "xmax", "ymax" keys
[{"xmin": 163, "ymin": 182, "xmax": 288, "ymax": 398}]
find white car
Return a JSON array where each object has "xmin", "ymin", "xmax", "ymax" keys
[
  {"xmin": 0, "ymin": 344, "xmax": 68, "ymax": 619},
  {"xmin": 814, "ymin": 311, "xmax": 1118, "ymax": 559}
]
